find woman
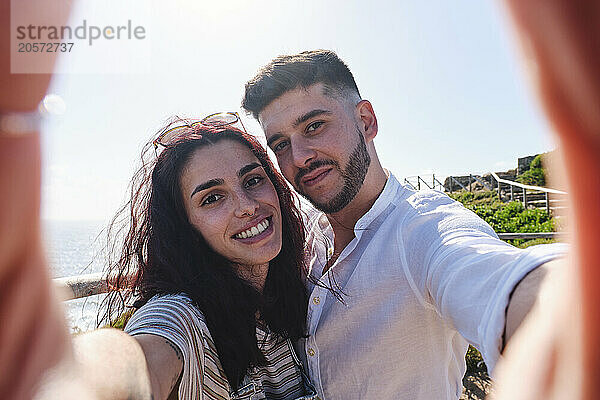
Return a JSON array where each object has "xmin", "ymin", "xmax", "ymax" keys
[{"xmin": 97, "ymin": 114, "xmax": 316, "ymax": 399}]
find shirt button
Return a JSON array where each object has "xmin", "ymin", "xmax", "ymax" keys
[
  {"xmin": 308, "ymin": 348, "xmax": 315, "ymax": 357},
  {"xmin": 312, "ymin": 296, "xmax": 320, "ymax": 305}
]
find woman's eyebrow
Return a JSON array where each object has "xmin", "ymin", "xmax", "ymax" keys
[
  {"xmin": 190, "ymin": 178, "xmax": 224, "ymax": 199},
  {"xmin": 238, "ymin": 162, "xmax": 261, "ymax": 178}
]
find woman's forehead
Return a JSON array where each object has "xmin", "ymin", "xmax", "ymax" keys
[{"xmin": 183, "ymin": 140, "xmax": 260, "ymax": 182}]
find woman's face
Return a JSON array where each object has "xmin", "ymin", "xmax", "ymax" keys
[{"xmin": 179, "ymin": 139, "xmax": 283, "ymax": 268}]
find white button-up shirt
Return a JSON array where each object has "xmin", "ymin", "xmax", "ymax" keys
[{"xmin": 299, "ymin": 173, "xmax": 566, "ymax": 400}]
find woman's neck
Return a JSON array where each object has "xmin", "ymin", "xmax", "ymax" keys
[{"xmin": 235, "ymin": 263, "xmax": 269, "ymax": 292}]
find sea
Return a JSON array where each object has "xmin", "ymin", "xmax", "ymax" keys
[{"xmin": 44, "ymin": 219, "xmax": 109, "ymax": 333}]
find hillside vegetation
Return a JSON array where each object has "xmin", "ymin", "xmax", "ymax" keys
[
  {"xmin": 449, "ymin": 190, "xmax": 556, "ymax": 247},
  {"xmin": 516, "ymin": 154, "xmax": 546, "ymax": 186}
]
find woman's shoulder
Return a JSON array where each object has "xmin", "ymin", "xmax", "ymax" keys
[
  {"xmin": 125, "ymin": 295, "xmax": 232, "ymax": 398},
  {"xmin": 125, "ymin": 293, "xmax": 212, "ymax": 338}
]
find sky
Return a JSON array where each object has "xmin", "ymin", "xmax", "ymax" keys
[{"xmin": 38, "ymin": 0, "xmax": 559, "ymax": 221}]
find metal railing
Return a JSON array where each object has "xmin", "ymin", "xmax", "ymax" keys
[
  {"xmin": 54, "ymin": 272, "xmax": 108, "ymax": 301},
  {"xmin": 489, "ymin": 172, "xmax": 568, "ymax": 213},
  {"xmin": 496, "ymin": 232, "xmax": 566, "ymax": 240},
  {"xmin": 446, "ymin": 174, "xmax": 492, "ymax": 193},
  {"xmin": 404, "ymin": 174, "xmax": 445, "ymax": 191}
]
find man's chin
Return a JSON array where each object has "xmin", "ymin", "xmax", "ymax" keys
[{"xmin": 305, "ymin": 193, "xmax": 351, "ymax": 214}]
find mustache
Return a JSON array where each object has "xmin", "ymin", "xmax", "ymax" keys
[{"xmin": 294, "ymin": 159, "xmax": 339, "ymax": 188}]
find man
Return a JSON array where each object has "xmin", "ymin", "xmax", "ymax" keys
[{"xmin": 242, "ymin": 50, "xmax": 566, "ymax": 399}]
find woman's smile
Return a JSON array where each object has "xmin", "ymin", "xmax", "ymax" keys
[{"xmin": 232, "ymin": 216, "xmax": 274, "ymax": 242}]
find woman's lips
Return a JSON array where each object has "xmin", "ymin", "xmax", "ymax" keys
[{"xmin": 233, "ymin": 217, "xmax": 274, "ymax": 244}]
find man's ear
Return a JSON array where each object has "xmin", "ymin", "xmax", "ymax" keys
[{"xmin": 356, "ymin": 100, "xmax": 378, "ymax": 142}]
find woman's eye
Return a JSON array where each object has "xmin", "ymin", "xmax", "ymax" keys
[
  {"xmin": 201, "ymin": 193, "xmax": 222, "ymax": 206},
  {"xmin": 306, "ymin": 121, "xmax": 324, "ymax": 133},
  {"xmin": 245, "ymin": 176, "xmax": 264, "ymax": 188},
  {"xmin": 273, "ymin": 140, "xmax": 288, "ymax": 153}
]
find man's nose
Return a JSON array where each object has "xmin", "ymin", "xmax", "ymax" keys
[{"xmin": 290, "ymin": 136, "xmax": 317, "ymax": 168}]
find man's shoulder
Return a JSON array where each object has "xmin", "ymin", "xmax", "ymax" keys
[
  {"xmin": 384, "ymin": 172, "xmax": 456, "ymax": 211},
  {"xmin": 386, "ymin": 180, "xmax": 458, "ymax": 218},
  {"xmin": 385, "ymin": 180, "xmax": 495, "ymax": 237},
  {"xmin": 401, "ymin": 189, "xmax": 458, "ymax": 213}
]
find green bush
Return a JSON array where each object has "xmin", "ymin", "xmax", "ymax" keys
[
  {"xmin": 516, "ymin": 154, "xmax": 546, "ymax": 186},
  {"xmin": 108, "ymin": 309, "xmax": 135, "ymax": 330},
  {"xmin": 449, "ymin": 192, "xmax": 557, "ymax": 248},
  {"xmin": 513, "ymin": 238, "xmax": 556, "ymax": 249},
  {"xmin": 450, "ymin": 190, "xmax": 498, "ymax": 205},
  {"xmin": 450, "ymin": 193, "xmax": 554, "ymax": 233}
]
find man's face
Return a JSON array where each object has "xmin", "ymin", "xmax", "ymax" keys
[{"xmin": 259, "ymin": 83, "xmax": 370, "ymax": 213}]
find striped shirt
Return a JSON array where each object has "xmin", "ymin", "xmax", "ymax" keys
[{"xmin": 125, "ymin": 294, "xmax": 307, "ymax": 400}]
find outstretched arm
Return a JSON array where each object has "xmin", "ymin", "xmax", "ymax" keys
[
  {"xmin": 0, "ymin": 0, "xmax": 72, "ymax": 398},
  {"xmin": 0, "ymin": 1, "xmax": 183, "ymax": 398},
  {"xmin": 503, "ymin": 258, "xmax": 562, "ymax": 347},
  {"xmin": 495, "ymin": 0, "xmax": 600, "ymax": 399},
  {"xmin": 60, "ymin": 329, "xmax": 183, "ymax": 400}
]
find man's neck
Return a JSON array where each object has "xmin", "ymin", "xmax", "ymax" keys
[{"xmin": 325, "ymin": 164, "xmax": 388, "ymax": 259}]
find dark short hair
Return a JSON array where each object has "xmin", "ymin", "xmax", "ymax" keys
[{"xmin": 242, "ymin": 49, "xmax": 361, "ymax": 120}]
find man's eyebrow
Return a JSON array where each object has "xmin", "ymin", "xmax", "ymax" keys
[
  {"xmin": 266, "ymin": 109, "xmax": 332, "ymax": 148},
  {"xmin": 238, "ymin": 162, "xmax": 261, "ymax": 178},
  {"xmin": 190, "ymin": 178, "xmax": 224, "ymax": 199},
  {"xmin": 293, "ymin": 109, "xmax": 332, "ymax": 128}
]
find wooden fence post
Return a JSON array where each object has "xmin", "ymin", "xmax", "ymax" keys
[
  {"xmin": 469, "ymin": 174, "xmax": 472, "ymax": 192},
  {"xmin": 511, "ymin": 185, "xmax": 514, "ymax": 201},
  {"xmin": 450, "ymin": 176, "xmax": 453, "ymax": 193},
  {"xmin": 546, "ymin": 192, "xmax": 550, "ymax": 214},
  {"xmin": 523, "ymin": 188, "xmax": 527, "ymax": 208}
]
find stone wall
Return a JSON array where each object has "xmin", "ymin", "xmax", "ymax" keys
[
  {"xmin": 518, "ymin": 155, "xmax": 539, "ymax": 175},
  {"xmin": 444, "ymin": 171, "xmax": 516, "ymax": 192}
]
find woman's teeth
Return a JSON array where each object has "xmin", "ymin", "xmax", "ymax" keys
[{"xmin": 235, "ymin": 219, "xmax": 270, "ymax": 239}]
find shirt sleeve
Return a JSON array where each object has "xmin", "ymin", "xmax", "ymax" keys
[
  {"xmin": 124, "ymin": 293, "xmax": 230, "ymax": 399},
  {"xmin": 400, "ymin": 190, "xmax": 567, "ymax": 373}
]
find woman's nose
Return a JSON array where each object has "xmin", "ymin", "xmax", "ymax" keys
[{"xmin": 234, "ymin": 192, "xmax": 259, "ymax": 218}]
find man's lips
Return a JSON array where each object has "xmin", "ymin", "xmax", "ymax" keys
[{"xmin": 300, "ymin": 167, "xmax": 332, "ymax": 187}]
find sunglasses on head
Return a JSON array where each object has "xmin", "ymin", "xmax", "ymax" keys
[{"xmin": 153, "ymin": 112, "xmax": 247, "ymax": 151}]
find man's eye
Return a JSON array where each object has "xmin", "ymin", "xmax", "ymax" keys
[
  {"xmin": 273, "ymin": 141, "xmax": 289, "ymax": 153},
  {"xmin": 306, "ymin": 121, "xmax": 324, "ymax": 133},
  {"xmin": 245, "ymin": 176, "xmax": 264, "ymax": 188},
  {"xmin": 201, "ymin": 193, "xmax": 222, "ymax": 206}
]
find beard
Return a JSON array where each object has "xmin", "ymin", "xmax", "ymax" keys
[{"xmin": 294, "ymin": 127, "xmax": 371, "ymax": 214}]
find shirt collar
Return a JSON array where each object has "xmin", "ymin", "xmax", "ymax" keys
[
  {"xmin": 354, "ymin": 171, "xmax": 401, "ymax": 232},
  {"xmin": 312, "ymin": 171, "xmax": 403, "ymax": 239}
]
